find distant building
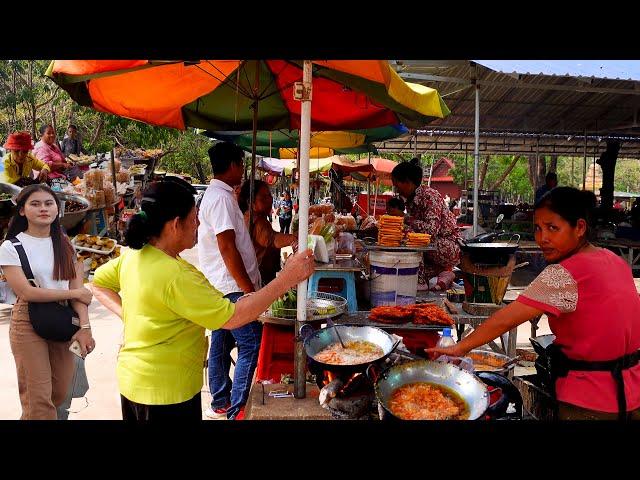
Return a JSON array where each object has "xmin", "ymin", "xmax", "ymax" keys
[{"xmin": 426, "ymin": 157, "xmax": 461, "ymax": 199}]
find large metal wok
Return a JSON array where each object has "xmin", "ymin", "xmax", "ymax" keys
[
  {"xmin": 459, "ymin": 232, "xmax": 520, "ymax": 255},
  {"xmin": 303, "ymin": 324, "xmax": 400, "ymax": 376},
  {"xmin": 372, "ymin": 359, "xmax": 490, "ymax": 420}
]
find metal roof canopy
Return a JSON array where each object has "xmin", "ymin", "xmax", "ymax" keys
[{"xmin": 381, "ymin": 60, "xmax": 640, "ymax": 158}]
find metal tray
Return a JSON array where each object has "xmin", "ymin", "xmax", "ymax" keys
[
  {"xmin": 366, "ymin": 244, "xmax": 436, "ymax": 252},
  {"xmin": 260, "ymin": 291, "xmax": 347, "ymax": 324}
]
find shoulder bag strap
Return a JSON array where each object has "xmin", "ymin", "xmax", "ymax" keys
[{"xmin": 8, "ymin": 238, "xmax": 38, "ymax": 287}]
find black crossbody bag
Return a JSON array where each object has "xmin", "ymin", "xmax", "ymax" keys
[{"xmin": 9, "ymin": 238, "xmax": 80, "ymax": 342}]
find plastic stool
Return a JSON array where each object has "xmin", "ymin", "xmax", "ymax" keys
[
  {"xmin": 307, "ymin": 270, "xmax": 358, "ymax": 313},
  {"xmin": 255, "ymin": 323, "xmax": 295, "ymax": 382}
]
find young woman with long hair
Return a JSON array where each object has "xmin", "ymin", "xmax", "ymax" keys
[{"xmin": 0, "ymin": 184, "xmax": 94, "ymax": 419}]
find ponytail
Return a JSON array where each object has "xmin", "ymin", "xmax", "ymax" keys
[{"xmin": 124, "ymin": 178, "xmax": 196, "ymax": 249}]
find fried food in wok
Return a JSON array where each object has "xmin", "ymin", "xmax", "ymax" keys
[
  {"xmin": 314, "ymin": 340, "xmax": 384, "ymax": 365},
  {"xmin": 389, "ymin": 382, "xmax": 468, "ymax": 420}
]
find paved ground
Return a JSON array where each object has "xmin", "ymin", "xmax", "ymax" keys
[{"xmin": 0, "ymin": 224, "xmax": 551, "ymax": 420}]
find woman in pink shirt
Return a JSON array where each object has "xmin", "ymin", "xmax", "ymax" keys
[
  {"xmin": 429, "ymin": 187, "xmax": 640, "ymax": 420},
  {"xmin": 33, "ymin": 124, "xmax": 73, "ymax": 180}
]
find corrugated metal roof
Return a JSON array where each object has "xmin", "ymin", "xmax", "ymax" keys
[
  {"xmin": 475, "ymin": 60, "xmax": 640, "ymax": 82},
  {"xmin": 388, "ymin": 60, "xmax": 640, "ymax": 155}
]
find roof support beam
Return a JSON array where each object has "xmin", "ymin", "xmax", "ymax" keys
[{"xmin": 399, "ymin": 72, "xmax": 640, "ymax": 96}]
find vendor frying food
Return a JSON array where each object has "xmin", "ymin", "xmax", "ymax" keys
[{"xmin": 428, "ymin": 187, "xmax": 640, "ymax": 420}]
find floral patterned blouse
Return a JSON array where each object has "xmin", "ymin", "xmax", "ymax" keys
[{"xmin": 405, "ymin": 184, "xmax": 461, "ymax": 280}]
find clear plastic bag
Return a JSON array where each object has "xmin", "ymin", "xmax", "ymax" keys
[{"xmin": 336, "ymin": 232, "xmax": 355, "ymax": 254}]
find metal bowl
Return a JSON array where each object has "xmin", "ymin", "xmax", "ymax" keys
[
  {"xmin": 56, "ymin": 192, "xmax": 91, "ymax": 230},
  {"xmin": 0, "ymin": 182, "xmax": 21, "ymax": 203}
]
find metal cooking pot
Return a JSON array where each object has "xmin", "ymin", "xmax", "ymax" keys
[
  {"xmin": 371, "ymin": 359, "xmax": 490, "ymax": 420},
  {"xmin": 303, "ymin": 324, "xmax": 400, "ymax": 376}
]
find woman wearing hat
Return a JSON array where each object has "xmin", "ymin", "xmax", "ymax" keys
[{"xmin": 3, "ymin": 132, "xmax": 50, "ymax": 186}]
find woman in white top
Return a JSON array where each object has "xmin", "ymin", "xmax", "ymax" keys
[{"xmin": 0, "ymin": 184, "xmax": 94, "ymax": 419}]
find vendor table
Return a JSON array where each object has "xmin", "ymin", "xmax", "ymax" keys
[
  {"xmin": 334, "ymin": 292, "xmax": 519, "ymax": 359},
  {"xmin": 595, "ymin": 238, "xmax": 640, "ymax": 274}
]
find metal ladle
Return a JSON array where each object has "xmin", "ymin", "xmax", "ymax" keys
[{"xmin": 326, "ymin": 318, "xmax": 347, "ymax": 349}]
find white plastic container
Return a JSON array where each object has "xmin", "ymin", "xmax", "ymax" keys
[{"xmin": 369, "ymin": 250, "xmax": 422, "ymax": 306}]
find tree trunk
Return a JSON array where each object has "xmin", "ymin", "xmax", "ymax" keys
[
  {"xmin": 528, "ymin": 155, "xmax": 547, "ymax": 193},
  {"xmin": 548, "ymin": 155, "xmax": 558, "ymax": 173},
  {"xmin": 479, "ymin": 156, "xmax": 490, "ymax": 190},
  {"xmin": 490, "ymin": 155, "xmax": 520, "ymax": 190},
  {"xmin": 50, "ymin": 102, "xmax": 57, "ymax": 134},
  {"xmin": 194, "ymin": 160, "xmax": 206, "ymax": 183},
  {"xmin": 597, "ymin": 141, "xmax": 621, "ymax": 212},
  {"xmin": 89, "ymin": 116, "xmax": 105, "ymax": 150}
]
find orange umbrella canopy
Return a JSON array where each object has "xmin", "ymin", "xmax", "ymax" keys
[{"xmin": 47, "ymin": 60, "xmax": 450, "ymax": 131}]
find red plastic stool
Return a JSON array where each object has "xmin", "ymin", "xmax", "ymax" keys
[{"xmin": 255, "ymin": 323, "xmax": 295, "ymax": 382}]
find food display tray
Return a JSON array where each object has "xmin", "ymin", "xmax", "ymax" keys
[{"xmin": 71, "ymin": 237, "xmax": 116, "ymax": 255}]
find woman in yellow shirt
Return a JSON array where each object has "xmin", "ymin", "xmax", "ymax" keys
[
  {"xmin": 92, "ymin": 176, "xmax": 314, "ymax": 421},
  {"xmin": 3, "ymin": 132, "xmax": 50, "ymax": 186}
]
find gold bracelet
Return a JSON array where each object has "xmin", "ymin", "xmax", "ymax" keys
[{"xmin": 80, "ymin": 324, "xmax": 92, "ymax": 329}]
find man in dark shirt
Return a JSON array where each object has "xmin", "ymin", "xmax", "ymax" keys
[
  {"xmin": 60, "ymin": 125, "xmax": 85, "ymax": 156},
  {"xmin": 535, "ymin": 172, "xmax": 558, "ymax": 204}
]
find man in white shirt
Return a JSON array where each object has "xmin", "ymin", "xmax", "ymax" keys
[{"xmin": 198, "ymin": 142, "xmax": 262, "ymax": 420}]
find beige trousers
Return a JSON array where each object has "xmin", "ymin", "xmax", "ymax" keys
[{"xmin": 9, "ymin": 298, "xmax": 75, "ymax": 420}]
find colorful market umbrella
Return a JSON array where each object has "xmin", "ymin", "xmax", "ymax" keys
[
  {"xmin": 46, "ymin": 61, "xmax": 449, "ymax": 132},
  {"xmin": 204, "ymin": 124, "xmax": 408, "ymax": 158}
]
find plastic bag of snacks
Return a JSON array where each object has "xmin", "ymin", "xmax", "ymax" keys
[
  {"xmin": 85, "ymin": 169, "xmax": 105, "ymax": 190},
  {"xmin": 95, "ymin": 190, "xmax": 106, "ymax": 209},
  {"xmin": 103, "ymin": 182, "xmax": 115, "ymax": 205},
  {"xmin": 116, "ymin": 169, "xmax": 131, "ymax": 184}
]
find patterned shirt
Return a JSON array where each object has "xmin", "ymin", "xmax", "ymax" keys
[
  {"xmin": 405, "ymin": 185, "xmax": 461, "ymax": 274},
  {"xmin": 278, "ymin": 199, "xmax": 293, "ymax": 220}
]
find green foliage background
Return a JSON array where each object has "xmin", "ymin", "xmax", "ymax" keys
[{"xmin": 2, "ymin": 60, "xmax": 639, "ymax": 192}]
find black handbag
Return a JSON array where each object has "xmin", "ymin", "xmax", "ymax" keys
[{"xmin": 9, "ymin": 238, "xmax": 80, "ymax": 342}]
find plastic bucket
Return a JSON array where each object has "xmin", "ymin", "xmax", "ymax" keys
[{"xmin": 369, "ymin": 250, "xmax": 422, "ymax": 306}]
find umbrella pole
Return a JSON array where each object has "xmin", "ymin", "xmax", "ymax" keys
[
  {"xmin": 294, "ymin": 60, "xmax": 312, "ymax": 399},
  {"xmin": 367, "ymin": 151, "xmax": 371, "ymax": 216},
  {"xmin": 473, "ymin": 83, "xmax": 480, "ymax": 236},
  {"xmin": 249, "ymin": 64, "xmax": 260, "ymax": 231},
  {"xmin": 111, "ymin": 147, "xmax": 119, "ymax": 237}
]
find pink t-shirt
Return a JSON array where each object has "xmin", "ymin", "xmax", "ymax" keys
[
  {"xmin": 33, "ymin": 140, "xmax": 66, "ymax": 179},
  {"xmin": 517, "ymin": 248, "xmax": 640, "ymax": 413}
]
